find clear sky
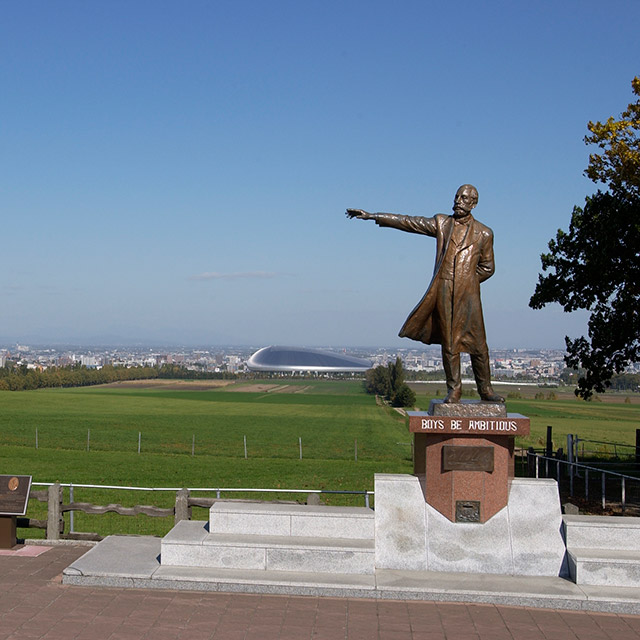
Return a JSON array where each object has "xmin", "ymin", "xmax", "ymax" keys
[{"xmin": 1, "ymin": 1, "xmax": 638, "ymax": 349}]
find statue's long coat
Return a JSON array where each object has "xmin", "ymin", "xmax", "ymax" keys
[{"xmin": 375, "ymin": 213, "xmax": 495, "ymax": 355}]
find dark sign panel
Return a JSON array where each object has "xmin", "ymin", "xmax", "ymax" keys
[
  {"xmin": 0, "ymin": 475, "xmax": 32, "ymax": 516},
  {"xmin": 408, "ymin": 412, "xmax": 530, "ymax": 436},
  {"xmin": 442, "ymin": 445, "xmax": 494, "ymax": 472}
]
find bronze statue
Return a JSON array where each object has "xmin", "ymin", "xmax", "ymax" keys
[{"xmin": 347, "ymin": 184, "xmax": 504, "ymax": 404}]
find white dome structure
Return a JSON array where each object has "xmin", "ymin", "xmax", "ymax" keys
[{"xmin": 247, "ymin": 346, "xmax": 372, "ymax": 372}]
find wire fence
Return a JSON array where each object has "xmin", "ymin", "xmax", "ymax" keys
[{"xmin": 26, "ymin": 428, "xmax": 370, "ymax": 462}]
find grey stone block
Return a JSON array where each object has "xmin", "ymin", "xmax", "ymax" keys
[
  {"xmin": 154, "ymin": 564, "xmax": 377, "ymax": 591},
  {"xmin": 568, "ymin": 548, "xmax": 640, "ymax": 587},
  {"xmin": 63, "ymin": 535, "xmax": 160, "ymax": 579},
  {"xmin": 508, "ymin": 478, "xmax": 568, "ymax": 577},
  {"xmin": 209, "ymin": 502, "xmax": 374, "ymax": 539},
  {"xmin": 163, "ymin": 519, "xmax": 208, "ymax": 544},
  {"xmin": 374, "ymin": 474, "xmax": 427, "ymax": 571},
  {"xmin": 373, "ymin": 474, "xmax": 567, "ymax": 577},
  {"xmin": 267, "ymin": 545, "xmax": 374, "ymax": 574},
  {"xmin": 162, "ymin": 539, "xmax": 266, "ymax": 570},
  {"xmin": 210, "ymin": 502, "xmax": 292, "ymax": 536},
  {"xmin": 428, "ymin": 399, "xmax": 507, "ymax": 417},
  {"xmin": 564, "ymin": 515, "xmax": 640, "ymax": 551},
  {"xmin": 375, "ymin": 568, "xmax": 585, "ymax": 609},
  {"xmin": 290, "ymin": 508, "xmax": 374, "ymax": 540},
  {"xmin": 60, "ymin": 532, "xmax": 640, "ymax": 612},
  {"xmin": 426, "ymin": 503, "xmax": 514, "ymax": 574}
]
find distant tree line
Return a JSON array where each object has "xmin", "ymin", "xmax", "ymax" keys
[
  {"xmin": 0, "ymin": 363, "xmax": 235, "ymax": 391},
  {"xmin": 364, "ymin": 357, "xmax": 416, "ymax": 407},
  {"xmin": 559, "ymin": 368, "xmax": 640, "ymax": 393}
]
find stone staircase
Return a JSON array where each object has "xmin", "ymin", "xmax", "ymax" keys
[
  {"xmin": 161, "ymin": 502, "xmax": 375, "ymax": 575},
  {"xmin": 563, "ymin": 515, "xmax": 640, "ymax": 587}
]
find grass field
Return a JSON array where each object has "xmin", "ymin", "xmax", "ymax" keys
[
  {"xmin": 410, "ymin": 381, "xmax": 640, "ymax": 453},
  {"xmin": 1, "ymin": 378, "xmax": 638, "ymax": 538}
]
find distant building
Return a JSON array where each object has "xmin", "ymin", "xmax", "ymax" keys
[{"xmin": 247, "ymin": 346, "xmax": 372, "ymax": 373}]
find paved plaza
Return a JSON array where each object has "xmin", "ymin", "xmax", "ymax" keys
[{"xmin": 1, "ymin": 544, "xmax": 639, "ymax": 640}]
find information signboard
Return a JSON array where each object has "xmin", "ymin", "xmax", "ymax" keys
[{"xmin": 0, "ymin": 475, "xmax": 32, "ymax": 516}]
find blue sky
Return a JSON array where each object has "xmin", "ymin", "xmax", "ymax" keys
[{"xmin": 1, "ymin": 1, "xmax": 638, "ymax": 348}]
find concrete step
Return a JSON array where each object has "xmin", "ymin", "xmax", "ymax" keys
[
  {"xmin": 563, "ymin": 515, "xmax": 640, "ymax": 551},
  {"xmin": 161, "ymin": 521, "xmax": 375, "ymax": 575},
  {"xmin": 567, "ymin": 547, "xmax": 640, "ymax": 587},
  {"xmin": 208, "ymin": 502, "xmax": 374, "ymax": 540}
]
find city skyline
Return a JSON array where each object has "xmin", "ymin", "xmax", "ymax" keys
[{"xmin": 2, "ymin": 2, "xmax": 637, "ymax": 349}]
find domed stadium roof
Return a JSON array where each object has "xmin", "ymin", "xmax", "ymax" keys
[{"xmin": 247, "ymin": 346, "xmax": 372, "ymax": 372}]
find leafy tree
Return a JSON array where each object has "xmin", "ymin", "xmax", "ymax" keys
[
  {"xmin": 584, "ymin": 77, "xmax": 640, "ymax": 198},
  {"xmin": 364, "ymin": 365, "xmax": 391, "ymax": 396},
  {"xmin": 388, "ymin": 357, "xmax": 405, "ymax": 393},
  {"xmin": 364, "ymin": 357, "xmax": 416, "ymax": 407},
  {"xmin": 530, "ymin": 77, "xmax": 640, "ymax": 399},
  {"xmin": 391, "ymin": 383, "xmax": 416, "ymax": 408}
]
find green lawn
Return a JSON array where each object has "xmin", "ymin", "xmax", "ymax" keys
[
  {"xmin": 411, "ymin": 384, "xmax": 640, "ymax": 453},
  {"xmin": 0, "ymin": 380, "xmax": 412, "ymax": 537},
  {"xmin": 2, "ymin": 378, "xmax": 638, "ymax": 538}
]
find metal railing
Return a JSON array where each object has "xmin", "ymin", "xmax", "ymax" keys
[
  {"xmin": 527, "ymin": 451, "xmax": 640, "ymax": 514},
  {"xmin": 32, "ymin": 482, "xmax": 373, "ymax": 507}
]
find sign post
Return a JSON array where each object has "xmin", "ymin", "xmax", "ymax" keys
[{"xmin": 0, "ymin": 475, "xmax": 32, "ymax": 548}]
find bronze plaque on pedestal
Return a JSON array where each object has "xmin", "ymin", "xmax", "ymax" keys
[
  {"xmin": 456, "ymin": 500, "xmax": 481, "ymax": 523},
  {"xmin": 0, "ymin": 475, "xmax": 32, "ymax": 516},
  {"xmin": 442, "ymin": 445, "xmax": 494, "ymax": 472}
]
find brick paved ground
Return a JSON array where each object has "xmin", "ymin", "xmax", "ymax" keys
[{"xmin": 1, "ymin": 545, "xmax": 639, "ymax": 640}]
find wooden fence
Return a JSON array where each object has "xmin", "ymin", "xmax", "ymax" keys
[{"xmin": 19, "ymin": 483, "xmax": 372, "ymax": 541}]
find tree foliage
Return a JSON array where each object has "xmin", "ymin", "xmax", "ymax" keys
[
  {"xmin": 0, "ymin": 362, "xmax": 234, "ymax": 391},
  {"xmin": 530, "ymin": 77, "xmax": 640, "ymax": 398},
  {"xmin": 364, "ymin": 357, "xmax": 416, "ymax": 407},
  {"xmin": 584, "ymin": 77, "xmax": 640, "ymax": 198}
]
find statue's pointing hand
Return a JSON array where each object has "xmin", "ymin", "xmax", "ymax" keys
[{"xmin": 346, "ymin": 208, "xmax": 373, "ymax": 220}]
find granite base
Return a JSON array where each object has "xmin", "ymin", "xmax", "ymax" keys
[{"xmin": 374, "ymin": 474, "xmax": 568, "ymax": 577}]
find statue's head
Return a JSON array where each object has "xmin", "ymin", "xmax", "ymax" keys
[{"xmin": 453, "ymin": 184, "xmax": 478, "ymax": 217}]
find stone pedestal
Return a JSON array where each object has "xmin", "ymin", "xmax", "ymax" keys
[
  {"xmin": 409, "ymin": 401, "xmax": 530, "ymax": 524},
  {"xmin": 374, "ymin": 473, "xmax": 568, "ymax": 577}
]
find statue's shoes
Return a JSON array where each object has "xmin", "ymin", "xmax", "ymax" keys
[
  {"xmin": 443, "ymin": 389, "xmax": 462, "ymax": 404},
  {"xmin": 480, "ymin": 391, "xmax": 505, "ymax": 403}
]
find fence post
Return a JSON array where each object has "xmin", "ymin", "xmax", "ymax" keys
[
  {"xmin": 601, "ymin": 473, "xmax": 606, "ymax": 511},
  {"xmin": 175, "ymin": 489, "xmax": 191, "ymax": 525},
  {"xmin": 636, "ymin": 429, "xmax": 640, "ymax": 464},
  {"xmin": 621, "ymin": 477, "xmax": 626, "ymax": 514},
  {"xmin": 546, "ymin": 426, "xmax": 553, "ymax": 458},
  {"xmin": 69, "ymin": 484, "xmax": 74, "ymax": 533},
  {"xmin": 585, "ymin": 468, "xmax": 589, "ymax": 501},
  {"xmin": 567, "ymin": 434, "xmax": 574, "ymax": 496},
  {"xmin": 47, "ymin": 483, "xmax": 62, "ymax": 541}
]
